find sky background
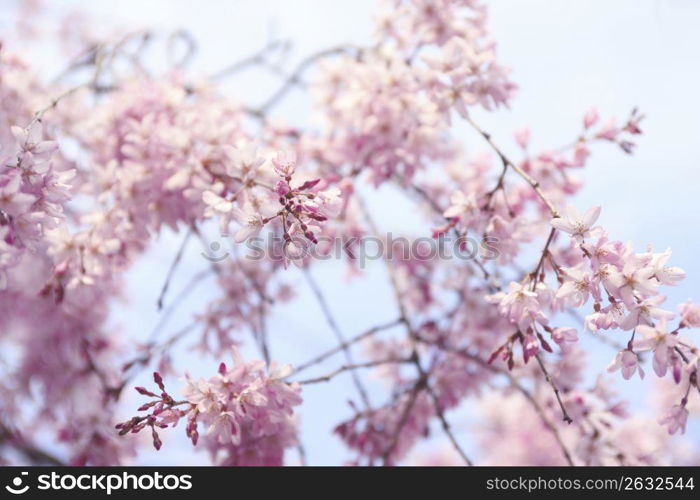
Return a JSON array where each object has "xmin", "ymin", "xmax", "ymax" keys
[{"xmin": 2, "ymin": 0, "xmax": 700, "ymax": 464}]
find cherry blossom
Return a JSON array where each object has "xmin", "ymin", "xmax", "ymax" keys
[
  {"xmin": 487, "ymin": 281, "xmax": 548, "ymax": 331},
  {"xmin": 607, "ymin": 261, "xmax": 660, "ymax": 307},
  {"xmin": 659, "ymin": 405, "xmax": 689, "ymax": 435},
  {"xmin": 119, "ymin": 348, "xmax": 301, "ymax": 465},
  {"xmin": 634, "ymin": 320, "xmax": 680, "ymax": 377},
  {"xmin": 678, "ymin": 300, "xmax": 700, "ymax": 328},
  {"xmin": 550, "ymin": 205, "xmax": 601, "ymax": 241},
  {"xmin": 230, "ymin": 203, "xmax": 265, "ymax": 243},
  {"xmin": 653, "ymin": 248, "xmax": 686, "ymax": 286},
  {"xmin": 556, "ymin": 265, "xmax": 597, "ymax": 307},
  {"xmin": 608, "ymin": 349, "xmax": 645, "ymax": 380}
]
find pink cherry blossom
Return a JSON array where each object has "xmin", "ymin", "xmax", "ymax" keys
[
  {"xmin": 652, "ymin": 248, "xmax": 686, "ymax": 286},
  {"xmin": 678, "ymin": 300, "xmax": 700, "ymax": 328},
  {"xmin": 514, "ymin": 127, "xmax": 530, "ymax": 149},
  {"xmin": 272, "ymin": 150, "xmax": 297, "ymax": 178},
  {"xmin": 551, "ymin": 327, "xmax": 579, "ymax": 348},
  {"xmin": 659, "ymin": 405, "xmax": 688, "ymax": 435},
  {"xmin": 606, "ymin": 261, "xmax": 659, "ymax": 307},
  {"xmin": 121, "ymin": 348, "xmax": 301, "ymax": 465},
  {"xmin": 608, "ymin": 350, "xmax": 644, "ymax": 380},
  {"xmin": 487, "ymin": 281, "xmax": 547, "ymax": 331},
  {"xmin": 634, "ymin": 320, "xmax": 680, "ymax": 377},
  {"xmin": 556, "ymin": 265, "xmax": 597, "ymax": 307},
  {"xmin": 227, "ymin": 143, "xmax": 266, "ymax": 180},
  {"xmin": 0, "ymin": 173, "xmax": 36, "ymax": 216},
  {"xmin": 231, "ymin": 203, "xmax": 265, "ymax": 243},
  {"xmin": 443, "ymin": 190, "xmax": 478, "ymax": 221},
  {"xmin": 550, "ymin": 205, "xmax": 601, "ymax": 241},
  {"xmin": 583, "ymin": 107, "xmax": 599, "ymax": 129},
  {"xmin": 618, "ymin": 295, "xmax": 674, "ymax": 330}
]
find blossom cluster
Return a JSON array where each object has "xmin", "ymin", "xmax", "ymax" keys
[
  {"xmin": 117, "ymin": 348, "xmax": 301, "ymax": 466},
  {"xmin": 314, "ymin": 0, "xmax": 515, "ymax": 185},
  {"xmin": 0, "ymin": 123, "xmax": 73, "ymax": 288},
  {"xmin": 202, "ymin": 148, "xmax": 342, "ymax": 267}
]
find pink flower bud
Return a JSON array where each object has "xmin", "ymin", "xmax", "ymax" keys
[
  {"xmin": 135, "ymin": 386, "xmax": 157, "ymax": 397},
  {"xmin": 153, "ymin": 372, "xmax": 165, "ymax": 391},
  {"xmin": 275, "ymin": 180, "xmax": 291, "ymax": 195},
  {"xmin": 297, "ymin": 178, "xmax": 321, "ymax": 190}
]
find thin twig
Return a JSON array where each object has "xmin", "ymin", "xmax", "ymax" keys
[
  {"xmin": 404, "ymin": 180, "xmax": 499, "ymax": 290},
  {"xmin": 209, "ymin": 40, "xmax": 286, "ymax": 81},
  {"xmin": 0, "ymin": 422, "xmax": 66, "ymax": 466},
  {"xmin": 148, "ymin": 268, "xmax": 212, "ymax": 344},
  {"xmin": 425, "ymin": 384, "xmax": 473, "ymax": 466},
  {"xmin": 294, "ymin": 318, "xmax": 402, "ymax": 374},
  {"xmin": 295, "ymin": 358, "xmax": 411, "ymax": 385},
  {"xmin": 356, "ymin": 195, "xmax": 473, "ymax": 465},
  {"xmin": 504, "ymin": 373, "xmax": 576, "ymax": 466},
  {"xmin": 381, "ymin": 375, "xmax": 425, "ymax": 465},
  {"xmin": 529, "ymin": 227, "xmax": 557, "ymax": 291},
  {"xmin": 534, "ymin": 353, "xmax": 573, "ymax": 424},
  {"xmin": 465, "ymin": 115, "xmax": 560, "ymax": 217},
  {"xmin": 464, "ymin": 119, "xmax": 579, "ymax": 427},
  {"xmin": 296, "ymin": 443, "xmax": 307, "ymax": 466},
  {"xmin": 303, "ymin": 268, "xmax": 372, "ymax": 409},
  {"xmin": 257, "ymin": 45, "xmax": 358, "ymax": 113},
  {"xmin": 411, "ymin": 352, "xmax": 473, "ymax": 466},
  {"xmin": 416, "ymin": 337, "xmax": 575, "ymax": 466},
  {"xmin": 157, "ymin": 228, "xmax": 193, "ymax": 310}
]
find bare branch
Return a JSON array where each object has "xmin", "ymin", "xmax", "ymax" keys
[
  {"xmin": 0, "ymin": 422, "xmax": 66, "ymax": 466},
  {"xmin": 209, "ymin": 40, "xmax": 288, "ymax": 81},
  {"xmin": 303, "ymin": 268, "xmax": 372, "ymax": 409},
  {"xmin": 294, "ymin": 318, "xmax": 403, "ymax": 374},
  {"xmin": 157, "ymin": 228, "xmax": 193, "ymax": 310},
  {"xmin": 534, "ymin": 353, "xmax": 573, "ymax": 424},
  {"xmin": 295, "ymin": 358, "xmax": 411, "ymax": 385},
  {"xmin": 465, "ymin": 115, "xmax": 559, "ymax": 217}
]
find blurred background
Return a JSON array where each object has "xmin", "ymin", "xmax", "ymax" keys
[{"xmin": 1, "ymin": 0, "xmax": 699, "ymax": 464}]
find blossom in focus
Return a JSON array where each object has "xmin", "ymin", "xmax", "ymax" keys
[
  {"xmin": 652, "ymin": 248, "xmax": 685, "ymax": 286},
  {"xmin": 634, "ymin": 320, "xmax": 680, "ymax": 377},
  {"xmin": 550, "ymin": 205, "xmax": 601, "ymax": 241}
]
